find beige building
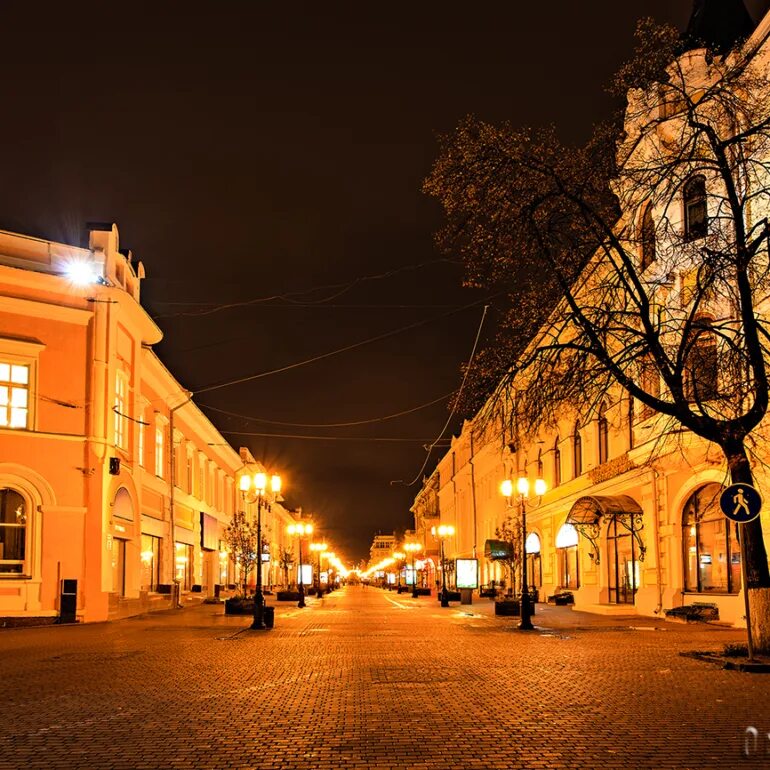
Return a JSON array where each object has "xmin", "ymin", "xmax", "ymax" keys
[
  {"xmin": 0, "ymin": 222, "xmax": 295, "ymax": 624},
  {"xmin": 412, "ymin": 3, "xmax": 770, "ymax": 627}
]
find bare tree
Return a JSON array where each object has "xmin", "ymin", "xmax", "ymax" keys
[
  {"xmin": 495, "ymin": 514, "xmax": 523, "ymax": 598},
  {"xmin": 223, "ymin": 509, "xmax": 259, "ymax": 597},
  {"xmin": 425, "ymin": 20, "xmax": 770, "ymax": 651}
]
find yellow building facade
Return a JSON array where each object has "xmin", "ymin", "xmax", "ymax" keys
[{"xmin": 0, "ymin": 223, "xmax": 294, "ymax": 624}]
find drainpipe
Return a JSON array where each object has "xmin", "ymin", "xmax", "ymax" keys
[
  {"xmin": 469, "ymin": 432, "xmax": 479, "ymax": 559},
  {"xmin": 651, "ymin": 466, "xmax": 664, "ymax": 615},
  {"xmin": 169, "ymin": 392, "xmax": 193, "ymax": 608}
]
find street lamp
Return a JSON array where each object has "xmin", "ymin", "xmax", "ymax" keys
[
  {"xmin": 309, "ymin": 542, "xmax": 328, "ymax": 597},
  {"xmin": 240, "ymin": 471, "xmax": 282, "ymax": 630},
  {"xmin": 287, "ymin": 521, "xmax": 313, "ymax": 608},
  {"xmin": 501, "ymin": 475, "xmax": 546, "ymax": 631},
  {"xmin": 436, "ymin": 524, "xmax": 455, "ymax": 607},
  {"xmin": 392, "ymin": 551, "xmax": 405, "ymax": 592},
  {"xmin": 403, "ymin": 542, "xmax": 421, "ymax": 598}
]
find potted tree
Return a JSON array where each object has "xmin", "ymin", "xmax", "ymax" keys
[
  {"xmin": 493, "ymin": 515, "xmax": 522, "ymax": 616},
  {"xmin": 223, "ymin": 510, "xmax": 259, "ymax": 615},
  {"xmin": 276, "ymin": 548, "xmax": 301, "ymax": 601}
]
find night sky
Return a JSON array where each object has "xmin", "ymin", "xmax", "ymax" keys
[{"xmin": 2, "ymin": 1, "xmax": 769, "ymax": 563}]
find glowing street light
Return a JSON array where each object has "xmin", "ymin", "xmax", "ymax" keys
[
  {"xmin": 240, "ymin": 470, "xmax": 282, "ymax": 630},
  {"xmin": 501, "ymin": 475, "xmax": 546, "ymax": 631},
  {"xmin": 287, "ymin": 521, "xmax": 313, "ymax": 608},
  {"xmin": 435, "ymin": 524, "xmax": 455, "ymax": 607},
  {"xmin": 403, "ymin": 542, "xmax": 421, "ymax": 598},
  {"xmin": 309, "ymin": 541, "xmax": 328, "ymax": 597}
]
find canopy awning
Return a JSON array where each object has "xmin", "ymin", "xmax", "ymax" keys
[
  {"xmin": 565, "ymin": 494, "xmax": 645, "ymax": 565},
  {"xmin": 566, "ymin": 495, "xmax": 643, "ymax": 525}
]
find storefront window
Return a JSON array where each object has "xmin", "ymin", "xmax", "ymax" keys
[
  {"xmin": 556, "ymin": 523, "xmax": 579, "ymax": 589},
  {"xmin": 525, "ymin": 532, "xmax": 542, "ymax": 588},
  {"xmin": 683, "ymin": 483, "xmax": 738, "ymax": 593},
  {"xmin": 0, "ymin": 488, "xmax": 26, "ymax": 574},
  {"xmin": 174, "ymin": 542, "xmax": 194, "ymax": 590},
  {"xmin": 140, "ymin": 534, "xmax": 161, "ymax": 591}
]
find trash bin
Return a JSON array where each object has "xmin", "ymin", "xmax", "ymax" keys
[{"xmin": 264, "ymin": 606, "xmax": 275, "ymax": 629}]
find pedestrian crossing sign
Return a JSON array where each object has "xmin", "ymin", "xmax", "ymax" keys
[{"xmin": 719, "ymin": 483, "xmax": 762, "ymax": 523}]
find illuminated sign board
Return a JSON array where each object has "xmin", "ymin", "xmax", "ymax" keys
[
  {"xmin": 455, "ymin": 558, "xmax": 479, "ymax": 589},
  {"xmin": 297, "ymin": 564, "xmax": 313, "ymax": 585}
]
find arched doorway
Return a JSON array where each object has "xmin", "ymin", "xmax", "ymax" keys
[
  {"xmin": 555, "ymin": 522, "xmax": 579, "ymax": 589},
  {"xmin": 566, "ymin": 494, "xmax": 645, "ymax": 605},
  {"xmin": 525, "ymin": 532, "xmax": 542, "ymax": 591}
]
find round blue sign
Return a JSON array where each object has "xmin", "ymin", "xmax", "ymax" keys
[{"xmin": 719, "ymin": 483, "xmax": 762, "ymax": 523}]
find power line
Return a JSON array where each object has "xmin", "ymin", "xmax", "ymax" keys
[
  {"xmin": 194, "ymin": 293, "xmax": 500, "ymax": 395},
  {"xmin": 198, "ymin": 391, "xmax": 453, "ymax": 428},
  {"xmin": 403, "ymin": 304, "xmax": 490, "ymax": 487},
  {"xmin": 151, "ymin": 258, "xmax": 459, "ymax": 319},
  {"xmin": 218, "ymin": 430, "xmax": 453, "ymax": 443}
]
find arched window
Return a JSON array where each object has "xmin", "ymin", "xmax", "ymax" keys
[
  {"xmin": 640, "ymin": 203, "xmax": 656, "ymax": 271},
  {"xmin": 0, "ymin": 488, "xmax": 27, "ymax": 575},
  {"xmin": 684, "ymin": 317, "xmax": 719, "ymax": 403},
  {"xmin": 597, "ymin": 402, "xmax": 609, "ymax": 465},
  {"xmin": 683, "ymin": 483, "xmax": 740, "ymax": 594},
  {"xmin": 525, "ymin": 532, "xmax": 542, "ymax": 589},
  {"xmin": 684, "ymin": 175, "xmax": 707, "ymax": 240},
  {"xmin": 553, "ymin": 436, "xmax": 561, "ymax": 487},
  {"xmin": 555, "ymin": 523, "xmax": 579, "ymax": 589},
  {"xmin": 573, "ymin": 423, "xmax": 582, "ymax": 478}
]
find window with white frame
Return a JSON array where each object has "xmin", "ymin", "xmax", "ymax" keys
[
  {"xmin": 0, "ymin": 362, "xmax": 30, "ymax": 430},
  {"xmin": 114, "ymin": 371, "xmax": 128, "ymax": 451},
  {"xmin": 155, "ymin": 418, "xmax": 166, "ymax": 478}
]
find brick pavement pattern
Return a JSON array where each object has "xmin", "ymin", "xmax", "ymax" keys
[{"xmin": 0, "ymin": 586, "xmax": 768, "ymax": 769}]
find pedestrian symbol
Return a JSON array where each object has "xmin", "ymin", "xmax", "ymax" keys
[{"xmin": 719, "ymin": 483, "xmax": 762, "ymax": 524}]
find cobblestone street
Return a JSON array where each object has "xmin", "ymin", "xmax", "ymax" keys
[{"xmin": 0, "ymin": 586, "xmax": 768, "ymax": 769}]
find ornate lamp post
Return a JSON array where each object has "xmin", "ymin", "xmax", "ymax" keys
[
  {"xmin": 436, "ymin": 524, "xmax": 455, "ymax": 607},
  {"xmin": 287, "ymin": 521, "xmax": 313, "ymax": 608},
  {"xmin": 309, "ymin": 541, "xmax": 328, "ymax": 597},
  {"xmin": 501, "ymin": 476, "xmax": 546, "ymax": 631},
  {"xmin": 240, "ymin": 471, "xmax": 281, "ymax": 630},
  {"xmin": 392, "ymin": 551, "xmax": 405, "ymax": 592},
  {"xmin": 403, "ymin": 542, "xmax": 421, "ymax": 598}
]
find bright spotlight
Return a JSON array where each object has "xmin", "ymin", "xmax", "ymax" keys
[{"xmin": 64, "ymin": 259, "xmax": 100, "ymax": 286}]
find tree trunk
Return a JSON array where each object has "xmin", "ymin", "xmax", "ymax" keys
[{"xmin": 723, "ymin": 440, "xmax": 770, "ymax": 655}]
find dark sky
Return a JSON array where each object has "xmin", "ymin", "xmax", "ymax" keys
[{"xmin": 2, "ymin": 1, "xmax": 769, "ymax": 563}]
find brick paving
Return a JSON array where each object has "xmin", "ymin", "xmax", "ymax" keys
[{"xmin": 0, "ymin": 586, "xmax": 768, "ymax": 769}]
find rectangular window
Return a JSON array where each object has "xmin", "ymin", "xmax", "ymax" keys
[
  {"xmin": 140, "ymin": 534, "xmax": 161, "ymax": 591},
  {"xmin": 0, "ymin": 362, "xmax": 30, "ymax": 430},
  {"xmin": 138, "ymin": 410, "xmax": 146, "ymax": 467},
  {"xmin": 186, "ymin": 449, "xmax": 194, "ymax": 493},
  {"xmin": 174, "ymin": 542, "xmax": 194, "ymax": 590},
  {"xmin": 155, "ymin": 424, "xmax": 165, "ymax": 478},
  {"xmin": 114, "ymin": 372, "xmax": 128, "ymax": 450}
]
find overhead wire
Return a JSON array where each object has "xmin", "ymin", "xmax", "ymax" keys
[
  {"xmin": 217, "ymin": 431, "xmax": 453, "ymax": 443},
  {"xmin": 194, "ymin": 292, "xmax": 501, "ymax": 395},
  {"xmin": 198, "ymin": 390, "xmax": 453, "ymax": 428},
  {"xmin": 403, "ymin": 304, "xmax": 490, "ymax": 487},
  {"xmin": 151, "ymin": 258, "xmax": 459, "ymax": 319}
]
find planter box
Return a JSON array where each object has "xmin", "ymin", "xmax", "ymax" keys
[
  {"xmin": 224, "ymin": 598, "xmax": 255, "ymax": 615},
  {"xmin": 438, "ymin": 590, "xmax": 461, "ymax": 602},
  {"xmin": 276, "ymin": 591, "xmax": 301, "ymax": 602},
  {"xmin": 495, "ymin": 600, "xmax": 520, "ymax": 616}
]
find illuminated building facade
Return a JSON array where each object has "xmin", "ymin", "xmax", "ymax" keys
[
  {"xmin": 412, "ymin": 3, "xmax": 770, "ymax": 626},
  {"xmin": 0, "ymin": 223, "xmax": 247, "ymax": 623}
]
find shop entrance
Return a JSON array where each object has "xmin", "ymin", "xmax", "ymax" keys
[{"xmin": 606, "ymin": 516, "xmax": 638, "ymax": 604}]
